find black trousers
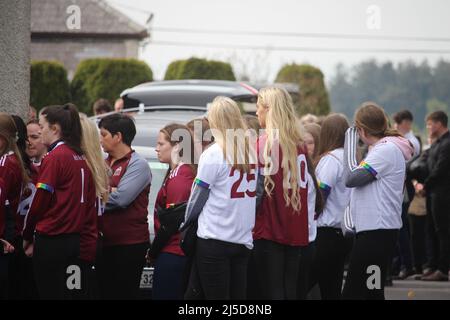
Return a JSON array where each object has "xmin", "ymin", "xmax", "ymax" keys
[
  {"xmin": 311, "ymin": 227, "xmax": 353, "ymax": 300},
  {"xmin": 33, "ymin": 233, "xmax": 80, "ymax": 300},
  {"xmin": 196, "ymin": 238, "xmax": 250, "ymax": 300},
  {"xmin": 409, "ymin": 214, "xmax": 427, "ymax": 273},
  {"xmin": 7, "ymin": 236, "xmax": 39, "ymax": 300},
  {"xmin": 342, "ymin": 229, "xmax": 398, "ymax": 300},
  {"xmin": 297, "ymin": 241, "xmax": 315, "ymax": 300},
  {"xmin": 428, "ymin": 190, "xmax": 450, "ymax": 273},
  {"xmin": 252, "ymin": 239, "xmax": 301, "ymax": 300},
  {"xmin": 97, "ymin": 242, "xmax": 147, "ymax": 300}
]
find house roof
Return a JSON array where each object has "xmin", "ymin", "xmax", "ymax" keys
[{"xmin": 31, "ymin": 0, "xmax": 148, "ymax": 39}]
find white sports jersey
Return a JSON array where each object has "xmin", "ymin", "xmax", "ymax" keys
[
  {"xmin": 316, "ymin": 148, "xmax": 351, "ymax": 229},
  {"xmin": 307, "ymin": 172, "xmax": 317, "ymax": 243},
  {"xmin": 350, "ymin": 141, "xmax": 405, "ymax": 232},
  {"xmin": 195, "ymin": 143, "xmax": 257, "ymax": 249}
]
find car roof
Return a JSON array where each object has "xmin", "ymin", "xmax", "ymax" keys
[{"xmin": 121, "ymin": 80, "xmax": 258, "ymax": 109}]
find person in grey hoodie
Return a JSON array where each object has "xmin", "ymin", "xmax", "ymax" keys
[{"xmin": 341, "ymin": 102, "xmax": 413, "ymax": 300}]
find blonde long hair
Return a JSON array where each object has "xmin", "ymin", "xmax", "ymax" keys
[
  {"xmin": 79, "ymin": 114, "xmax": 110, "ymax": 203},
  {"xmin": 207, "ymin": 96, "xmax": 254, "ymax": 173},
  {"xmin": 258, "ymin": 87, "xmax": 303, "ymax": 212}
]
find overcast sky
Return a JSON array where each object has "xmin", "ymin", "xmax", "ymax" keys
[{"xmin": 105, "ymin": 0, "xmax": 450, "ymax": 84}]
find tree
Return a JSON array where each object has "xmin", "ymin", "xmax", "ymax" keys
[
  {"xmin": 275, "ymin": 63, "xmax": 330, "ymax": 115},
  {"xmin": 70, "ymin": 58, "xmax": 153, "ymax": 115},
  {"xmin": 164, "ymin": 57, "xmax": 235, "ymax": 81},
  {"xmin": 30, "ymin": 61, "xmax": 71, "ymax": 111},
  {"xmin": 426, "ymin": 98, "xmax": 449, "ymax": 115},
  {"xmin": 329, "ymin": 63, "xmax": 356, "ymax": 119}
]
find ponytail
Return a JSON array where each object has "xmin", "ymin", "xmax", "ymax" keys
[
  {"xmin": 41, "ymin": 103, "xmax": 83, "ymax": 155},
  {"xmin": 355, "ymin": 102, "xmax": 402, "ymax": 139}
]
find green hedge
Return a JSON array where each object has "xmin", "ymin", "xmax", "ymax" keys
[
  {"xmin": 164, "ymin": 57, "xmax": 235, "ymax": 81},
  {"xmin": 71, "ymin": 58, "xmax": 153, "ymax": 114},
  {"xmin": 30, "ymin": 61, "xmax": 71, "ymax": 111},
  {"xmin": 275, "ymin": 63, "xmax": 330, "ymax": 116}
]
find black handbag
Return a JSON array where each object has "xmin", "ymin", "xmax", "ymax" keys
[
  {"xmin": 149, "ymin": 202, "xmax": 187, "ymax": 258},
  {"xmin": 407, "ymin": 153, "xmax": 429, "ymax": 183},
  {"xmin": 180, "ymin": 220, "xmax": 198, "ymax": 258}
]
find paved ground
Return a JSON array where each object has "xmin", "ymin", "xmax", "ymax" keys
[{"xmin": 386, "ymin": 279, "xmax": 450, "ymax": 300}]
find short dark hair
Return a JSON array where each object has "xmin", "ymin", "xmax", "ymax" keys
[
  {"xmin": 93, "ymin": 98, "xmax": 112, "ymax": 114},
  {"xmin": 393, "ymin": 110, "xmax": 413, "ymax": 124},
  {"xmin": 98, "ymin": 114, "xmax": 136, "ymax": 146},
  {"xmin": 426, "ymin": 111, "xmax": 448, "ymax": 127}
]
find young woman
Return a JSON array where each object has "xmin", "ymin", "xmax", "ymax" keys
[
  {"xmin": 26, "ymin": 119, "xmax": 47, "ymax": 165},
  {"xmin": 7, "ymin": 115, "xmax": 40, "ymax": 300},
  {"xmin": 252, "ymin": 86, "xmax": 309, "ymax": 300},
  {"xmin": 310, "ymin": 113, "xmax": 353, "ymax": 300},
  {"xmin": 297, "ymin": 121, "xmax": 323, "ymax": 300},
  {"xmin": 79, "ymin": 114, "xmax": 110, "ymax": 298},
  {"xmin": 303, "ymin": 122, "xmax": 321, "ymax": 160},
  {"xmin": 149, "ymin": 123, "xmax": 195, "ymax": 300},
  {"xmin": 342, "ymin": 102, "xmax": 414, "ymax": 300},
  {"xmin": 184, "ymin": 96, "xmax": 257, "ymax": 299},
  {"xmin": 22, "ymin": 104, "xmax": 96, "ymax": 300},
  {"xmin": 0, "ymin": 113, "xmax": 29, "ymax": 299}
]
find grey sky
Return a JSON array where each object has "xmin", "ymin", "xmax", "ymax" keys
[{"xmin": 106, "ymin": 0, "xmax": 450, "ymax": 84}]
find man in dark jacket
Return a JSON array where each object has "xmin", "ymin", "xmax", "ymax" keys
[{"xmin": 423, "ymin": 111, "xmax": 450, "ymax": 281}]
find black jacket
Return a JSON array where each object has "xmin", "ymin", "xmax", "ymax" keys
[{"xmin": 425, "ymin": 131, "xmax": 450, "ymax": 191}]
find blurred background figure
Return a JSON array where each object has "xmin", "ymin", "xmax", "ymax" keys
[
  {"xmin": 114, "ymin": 98, "xmax": 124, "ymax": 113},
  {"xmin": 28, "ymin": 106, "xmax": 37, "ymax": 121},
  {"xmin": 93, "ymin": 98, "xmax": 112, "ymax": 116}
]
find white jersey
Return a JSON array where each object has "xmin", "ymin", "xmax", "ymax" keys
[
  {"xmin": 195, "ymin": 143, "xmax": 257, "ymax": 249},
  {"xmin": 350, "ymin": 141, "xmax": 405, "ymax": 232},
  {"xmin": 316, "ymin": 148, "xmax": 351, "ymax": 229},
  {"xmin": 307, "ymin": 172, "xmax": 317, "ymax": 243}
]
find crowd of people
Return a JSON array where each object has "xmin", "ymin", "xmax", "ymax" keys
[{"xmin": 0, "ymin": 88, "xmax": 449, "ymax": 300}]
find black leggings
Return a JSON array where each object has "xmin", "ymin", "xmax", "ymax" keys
[
  {"xmin": 252, "ymin": 239, "xmax": 301, "ymax": 300},
  {"xmin": 196, "ymin": 238, "xmax": 250, "ymax": 300},
  {"xmin": 311, "ymin": 227, "xmax": 353, "ymax": 300},
  {"xmin": 97, "ymin": 242, "xmax": 148, "ymax": 300},
  {"xmin": 342, "ymin": 229, "xmax": 398, "ymax": 300},
  {"xmin": 33, "ymin": 233, "xmax": 80, "ymax": 300},
  {"xmin": 297, "ymin": 241, "xmax": 315, "ymax": 300}
]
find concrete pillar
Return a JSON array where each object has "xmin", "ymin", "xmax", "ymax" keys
[{"xmin": 0, "ymin": 0, "xmax": 31, "ymax": 119}]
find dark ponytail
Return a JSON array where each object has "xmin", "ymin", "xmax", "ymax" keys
[
  {"xmin": 41, "ymin": 103, "xmax": 83, "ymax": 155},
  {"xmin": 11, "ymin": 115, "xmax": 32, "ymax": 175}
]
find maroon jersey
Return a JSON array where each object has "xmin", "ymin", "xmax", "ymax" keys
[
  {"xmin": 101, "ymin": 151, "xmax": 150, "ymax": 247},
  {"xmin": 0, "ymin": 177, "xmax": 7, "ymax": 238},
  {"xmin": 253, "ymin": 135, "xmax": 309, "ymax": 246},
  {"xmin": 154, "ymin": 164, "xmax": 194, "ymax": 256},
  {"xmin": 0, "ymin": 152, "xmax": 24, "ymax": 239},
  {"xmin": 23, "ymin": 143, "xmax": 96, "ymax": 239},
  {"xmin": 16, "ymin": 164, "xmax": 39, "ymax": 236}
]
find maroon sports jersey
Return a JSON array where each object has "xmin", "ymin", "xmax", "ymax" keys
[
  {"xmin": 0, "ymin": 177, "xmax": 7, "ymax": 238},
  {"xmin": 0, "ymin": 152, "xmax": 24, "ymax": 239},
  {"xmin": 253, "ymin": 135, "xmax": 309, "ymax": 246},
  {"xmin": 23, "ymin": 143, "xmax": 96, "ymax": 239},
  {"xmin": 154, "ymin": 164, "xmax": 194, "ymax": 256},
  {"xmin": 101, "ymin": 151, "xmax": 150, "ymax": 246},
  {"xmin": 15, "ymin": 164, "xmax": 39, "ymax": 237}
]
